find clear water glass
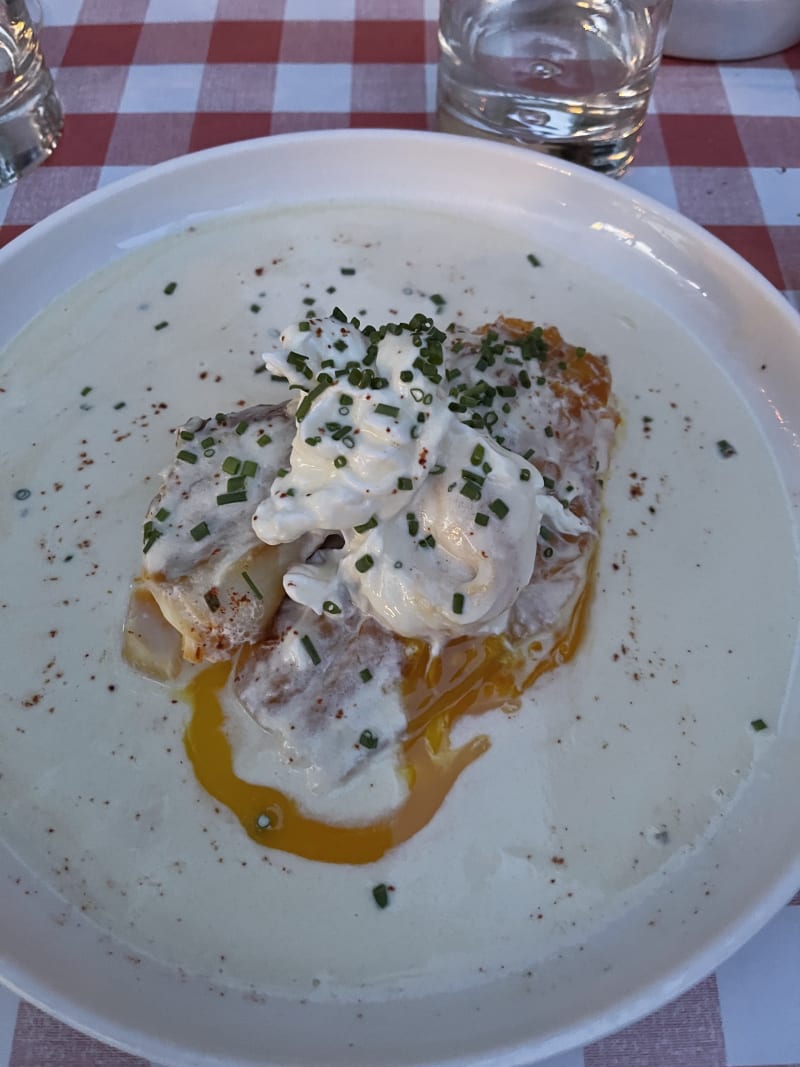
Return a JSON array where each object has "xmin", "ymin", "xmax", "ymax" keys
[
  {"xmin": 437, "ymin": 0, "xmax": 674, "ymax": 177},
  {"xmin": 0, "ymin": 0, "xmax": 63, "ymax": 186}
]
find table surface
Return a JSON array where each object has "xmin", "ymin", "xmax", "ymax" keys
[{"xmin": 1, "ymin": 3, "xmax": 799, "ymax": 1066}]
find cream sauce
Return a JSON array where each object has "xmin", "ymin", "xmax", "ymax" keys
[{"xmin": 0, "ymin": 203, "xmax": 796, "ymax": 1000}]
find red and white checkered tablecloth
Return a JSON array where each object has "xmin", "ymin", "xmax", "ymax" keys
[{"xmin": 1, "ymin": 2, "xmax": 799, "ymax": 1065}]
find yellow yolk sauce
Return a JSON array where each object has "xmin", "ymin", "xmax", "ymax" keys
[{"xmin": 182, "ymin": 572, "xmax": 594, "ymax": 865}]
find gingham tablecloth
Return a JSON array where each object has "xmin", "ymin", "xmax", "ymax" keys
[{"xmin": 1, "ymin": 2, "xmax": 799, "ymax": 1065}]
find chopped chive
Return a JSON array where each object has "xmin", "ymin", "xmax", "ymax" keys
[
  {"xmin": 751, "ymin": 718, "xmax": 768, "ymax": 732},
  {"xmin": 227, "ymin": 476, "xmax": 246, "ymax": 492},
  {"xmin": 372, "ymin": 883, "xmax": 389, "ymax": 909},
  {"xmin": 397, "ymin": 476, "xmax": 413, "ymax": 491},
  {"xmin": 154, "ymin": 320, "xmax": 169, "ymax": 331},
  {"xmin": 359, "ymin": 668, "xmax": 373, "ymax": 683},
  {"xmin": 489, "ymin": 498, "xmax": 509, "ymax": 519},
  {"xmin": 475, "ymin": 512, "xmax": 489, "ymax": 527},
  {"xmin": 544, "ymin": 425, "xmax": 554, "ymax": 438},
  {"xmin": 250, "ymin": 303, "xmax": 261, "ymax": 314},
  {"xmin": 543, "ymin": 546, "xmax": 554, "ymax": 558},
  {"xmin": 235, "ymin": 420, "xmax": 249, "ymax": 435},
  {"xmin": 430, "ymin": 293, "xmax": 446, "ymax": 307},
  {"xmin": 406, "ymin": 513, "xmax": 419, "ymax": 537},
  {"xmin": 339, "ymin": 393, "xmax": 353, "ymax": 407},
  {"xmin": 142, "ymin": 530, "xmax": 161, "ymax": 554},
  {"xmin": 334, "ymin": 455, "xmax": 348, "ymax": 468},
  {"xmin": 113, "ymin": 401, "xmax": 126, "ymax": 410},
  {"xmin": 400, "ymin": 370, "xmax": 414, "ymax": 383},
  {"xmin": 303, "ymin": 296, "xmax": 315, "ymax": 306},
  {"xmin": 540, "ymin": 526, "xmax": 552, "ymax": 542},
  {"xmin": 340, "ymin": 267, "xmax": 356, "ymax": 276},
  {"xmin": 155, "ymin": 507, "xmax": 170, "ymax": 522},
  {"xmin": 430, "ymin": 463, "xmax": 446, "ymax": 475},
  {"xmin": 519, "ymin": 369, "xmax": 532, "ymax": 388},
  {"xmin": 419, "ymin": 534, "xmax": 436, "ymax": 549},
  {"xmin": 520, "ymin": 468, "xmax": 531, "ymax": 482},
  {"xmin": 460, "ymin": 482, "xmax": 481, "ymax": 501},
  {"xmin": 355, "ymin": 554, "xmax": 374, "ymax": 573},
  {"xmin": 470, "ymin": 444, "xmax": 485, "ymax": 466},
  {"xmin": 190, "ymin": 521, "xmax": 210, "ymax": 541},
  {"xmin": 537, "ymin": 376, "xmax": 546, "ymax": 386},
  {"xmin": 527, "ymin": 253, "xmax": 542, "ymax": 267},
  {"xmin": 204, "ymin": 590, "xmax": 221, "ymax": 612},
  {"xmin": 305, "ymin": 436, "xmax": 321, "ymax": 447},
  {"xmin": 80, "ymin": 385, "xmax": 92, "ymax": 397},
  {"xmin": 543, "ymin": 475, "xmax": 555, "ymax": 490},
  {"xmin": 241, "ymin": 571, "xmax": 263, "ymax": 600},
  {"xmin": 323, "ymin": 600, "xmax": 342, "ymax": 614},
  {"xmin": 575, "ymin": 346, "xmax": 586, "ymax": 359},
  {"xmin": 163, "ymin": 281, "xmax": 177, "ymax": 295},
  {"xmin": 359, "ymin": 729, "xmax": 378, "ymax": 749},
  {"xmin": 276, "ymin": 468, "xmax": 288, "ymax": 478},
  {"xmin": 375, "ymin": 403, "xmax": 400, "ymax": 418},
  {"xmin": 216, "ymin": 490, "xmax": 248, "ymax": 505},
  {"xmin": 452, "ymin": 592, "xmax": 465, "ymax": 615},
  {"xmin": 241, "ymin": 460, "xmax": 258, "ymax": 478},
  {"xmin": 298, "ymin": 321, "xmax": 311, "ymax": 332},
  {"xmin": 200, "ymin": 436, "xmax": 215, "ymax": 450},
  {"xmin": 354, "ymin": 515, "xmax": 378, "ymax": 534},
  {"xmin": 717, "ymin": 439, "xmax": 737, "ymax": 458},
  {"xmin": 257, "ymin": 433, "xmax": 272, "ymax": 447},
  {"xmin": 326, "ymin": 285, "xmax": 336, "ymax": 294},
  {"xmin": 301, "ymin": 635, "xmax": 321, "ymax": 665},
  {"xmin": 177, "ymin": 449, "xmax": 198, "ymax": 465},
  {"xmin": 333, "ymin": 339, "xmax": 348, "ymax": 352}
]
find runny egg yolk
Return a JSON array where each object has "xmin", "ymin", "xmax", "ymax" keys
[{"xmin": 182, "ymin": 574, "xmax": 593, "ymax": 865}]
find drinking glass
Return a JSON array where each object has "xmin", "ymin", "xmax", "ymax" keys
[
  {"xmin": 0, "ymin": 0, "xmax": 63, "ymax": 186},
  {"xmin": 437, "ymin": 0, "xmax": 674, "ymax": 177}
]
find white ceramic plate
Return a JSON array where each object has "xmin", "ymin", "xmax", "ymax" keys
[{"xmin": 1, "ymin": 131, "xmax": 800, "ymax": 1067}]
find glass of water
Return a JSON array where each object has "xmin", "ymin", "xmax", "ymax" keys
[
  {"xmin": 437, "ymin": 0, "xmax": 673, "ymax": 177},
  {"xmin": 0, "ymin": 0, "xmax": 63, "ymax": 186}
]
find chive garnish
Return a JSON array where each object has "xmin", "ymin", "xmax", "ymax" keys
[
  {"xmin": 397, "ymin": 477, "xmax": 413, "ymax": 491},
  {"xmin": 340, "ymin": 267, "xmax": 356, "ymax": 276},
  {"xmin": 334, "ymin": 455, "xmax": 348, "ymax": 468},
  {"xmin": 475, "ymin": 512, "xmax": 489, "ymax": 527},
  {"xmin": 298, "ymin": 321, "xmax": 311, "ymax": 332},
  {"xmin": 527, "ymin": 253, "xmax": 541, "ymax": 267},
  {"xmin": 470, "ymin": 444, "xmax": 485, "ymax": 465},
  {"xmin": 375, "ymin": 403, "xmax": 400, "ymax": 418},
  {"xmin": 543, "ymin": 546, "xmax": 554, "ymax": 558},
  {"xmin": 113, "ymin": 401, "xmax": 126, "ymax": 410},
  {"xmin": 419, "ymin": 534, "xmax": 436, "ymax": 548},
  {"xmin": 201, "ymin": 436, "xmax": 215, "ymax": 450},
  {"xmin": 430, "ymin": 293, "xmax": 446, "ymax": 307},
  {"xmin": 400, "ymin": 370, "xmax": 414, "ymax": 383},
  {"xmin": 204, "ymin": 590, "xmax": 220, "ymax": 612},
  {"xmin": 301, "ymin": 635, "xmax": 321, "ymax": 665},
  {"xmin": 359, "ymin": 668, "xmax": 373, "ymax": 683},
  {"xmin": 460, "ymin": 482, "xmax": 481, "ymax": 501},
  {"xmin": 544, "ymin": 425, "xmax": 554, "ymax": 438},
  {"xmin": 242, "ymin": 571, "xmax": 263, "ymax": 600},
  {"xmin": 154, "ymin": 320, "xmax": 169, "ymax": 331},
  {"xmin": 180, "ymin": 429, "xmax": 195, "ymax": 441},
  {"xmin": 372, "ymin": 884, "xmax": 389, "ymax": 909},
  {"xmin": 190, "ymin": 521, "xmax": 210, "ymax": 541},
  {"xmin": 250, "ymin": 303, "xmax": 261, "ymax": 314},
  {"xmin": 717, "ymin": 439, "xmax": 737, "ymax": 458},
  {"xmin": 355, "ymin": 554, "xmax": 374, "ymax": 573},
  {"xmin": 430, "ymin": 464, "xmax": 446, "ymax": 475},
  {"xmin": 177, "ymin": 450, "xmax": 197, "ymax": 464},
  {"xmin": 323, "ymin": 600, "xmax": 342, "ymax": 614},
  {"xmin": 543, "ymin": 475, "xmax": 555, "ymax": 489},
  {"xmin": 80, "ymin": 385, "xmax": 92, "ymax": 397},
  {"xmin": 489, "ymin": 499, "xmax": 509, "ymax": 519},
  {"xmin": 155, "ymin": 507, "xmax": 170, "ymax": 522},
  {"xmin": 520, "ymin": 469, "xmax": 531, "ymax": 482},
  {"xmin": 164, "ymin": 281, "xmax": 177, "ymax": 295},
  {"xmin": 452, "ymin": 592, "xmax": 465, "ymax": 615},
  {"xmin": 354, "ymin": 515, "xmax": 378, "ymax": 534},
  {"xmin": 406, "ymin": 513, "xmax": 419, "ymax": 536},
  {"xmin": 257, "ymin": 433, "xmax": 272, "ymax": 447},
  {"xmin": 216, "ymin": 491, "xmax": 248, "ymax": 505},
  {"xmin": 235, "ymin": 421, "xmax": 249, "ymax": 435},
  {"xmin": 751, "ymin": 718, "xmax": 768, "ymax": 732},
  {"xmin": 359, "ymin": 729, "xmax": 378, "ymax": 749},
  {"xmin": 241, "ymin": 460, "xmax": 257, "ymax": 478}
]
